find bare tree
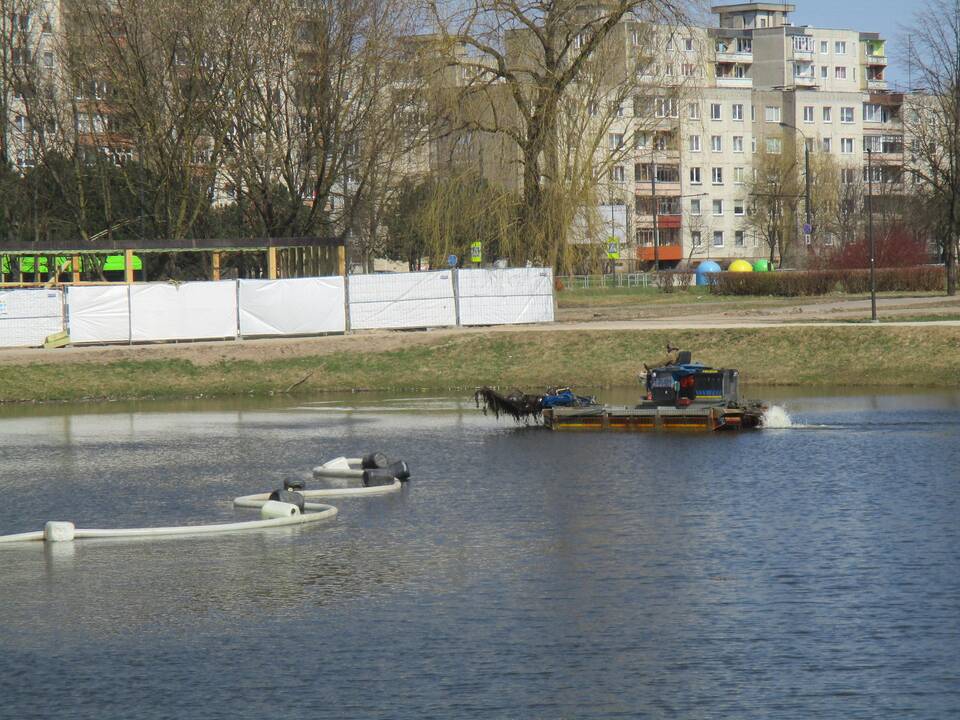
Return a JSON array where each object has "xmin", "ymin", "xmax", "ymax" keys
[
  {"xmin": 745, "ymin": 141, "xmax": 801, "ymax": 265},
  {"xmin": 903, "ymin": 0, "xmax": 960, "ymax": 294},
  {"xmin": 215, "ymin": 0, "xmax": 426, "ymax": 249},
  {"xmin": 425, "ymin": 0, "xmax": 693, "ymax": 269}
]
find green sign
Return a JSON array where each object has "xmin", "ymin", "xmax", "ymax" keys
[
  {"xmin": 102, "ymin": 253, "xmax": 143, "ymax": 271},
  {"xmin": 470, "ymin": 241, "xmax": 482, "ymax": 263},
  {"xmin": 2, "ymin": 256, "xmax": 84, "ymax": 274},
  {"xmin": 606, "ymin": 238, "xmax": 620, "ymax": 260}
]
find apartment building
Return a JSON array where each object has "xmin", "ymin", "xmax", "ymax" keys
[
  {"xmin": 613, "ymin": 2, "xmax": 905, "ymax": 268},
  {"xmin": 667, "ymin": 2, "xmax": 904, "ymax": 266}
]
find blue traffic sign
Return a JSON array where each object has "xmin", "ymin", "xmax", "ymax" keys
[{"xmin": 447, "ymin": 254, "xmax": 458, "ymax": 267}]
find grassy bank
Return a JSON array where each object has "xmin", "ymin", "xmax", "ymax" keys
[{"xmin": 2, "ymin": 325, "xmax": 959, "ymax": 403}]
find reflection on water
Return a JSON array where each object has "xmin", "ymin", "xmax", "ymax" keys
[{"xmin": 0, "ymin": 389, "xmax": 958, "ymax": 719}]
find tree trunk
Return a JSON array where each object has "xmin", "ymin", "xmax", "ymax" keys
[{"xmin": 948, "ymin": 233, "xmax": 958, "ymax": 295}]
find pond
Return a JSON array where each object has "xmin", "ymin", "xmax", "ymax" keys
[{"xmin": 0, "ymin": 388, "xmax": 958, "ymax": 719}]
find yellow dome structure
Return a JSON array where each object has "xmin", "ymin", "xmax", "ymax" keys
[{"xmin": 728, "ymin": 259, "xmax": 754, "ymax": 272}]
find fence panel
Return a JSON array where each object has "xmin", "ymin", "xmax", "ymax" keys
[
  {"xmin": 348, "ymin": 271, "xmax": 456, "ymax": 330},
  {"xmin": 130, "ymin": 281, "xmax": 237, "ymax": 342},
  {"xmin": 239, "ymin": 277, "xmax": 345, "ymax": 336},
  {"xmin": 0, "ymin": 288, "xmax": 64, "ymax": 347},
  {"xmin": 66, "ymin": 286, "xmax": 131, "ymax": 344},
  {"xmin": 457, "ymin": 268, "xmax": 554, "ymax": 325}
]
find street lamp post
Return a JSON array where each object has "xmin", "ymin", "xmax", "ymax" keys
[
  {"xmin": 651, "ymin": 160, "xmax": 659, "ymax": 272},
  {"xmin": 866, "ymin": 148, "xmax": 878, "ymax": 322}
]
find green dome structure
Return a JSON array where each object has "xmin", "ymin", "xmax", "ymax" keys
[{"xmin": 753, "ymin": 258, "xmax": 772, "ymax": 272}]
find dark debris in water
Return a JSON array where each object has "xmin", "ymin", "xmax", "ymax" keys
[{"xmin": 474, "ymin": 387, "xmax": 544, "ymax": 425}]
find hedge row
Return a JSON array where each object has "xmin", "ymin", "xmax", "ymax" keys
[{"xmin": 709, "ymin": 266, "xmax": 946, "ymax": 296}]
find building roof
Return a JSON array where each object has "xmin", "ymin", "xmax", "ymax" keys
[{"xmin": 711, "ymin": 3, "xmax": 796, "ymax": 12}]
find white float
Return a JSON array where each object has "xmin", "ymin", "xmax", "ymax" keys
[{"xmin": 0, "ymin": 461, "xmax": 407, "ymax": 544}]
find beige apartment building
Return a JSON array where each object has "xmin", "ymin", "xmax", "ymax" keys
[
  {"xmin": 428, "ymin": 2, "xmax": 905, "ymax": 268},
  {"xmin": 627, "ymin": 2, "xmax": 904, "ymax": 268}
]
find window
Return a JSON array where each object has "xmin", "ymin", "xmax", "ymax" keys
[
  {"xmin": 732, "ymin": 103, "xmax": 744, "ymax": 121},
  {"xmin": 690, "ymin": 134, "xmax": 701, "ymax": 152},
  {"xmin": 841, "ymin": 137, "xmax": 854, "ymax": 153},
  {"xmin": 587, "ymin": 102, "xmax": 597, "ymax": 117},
  {"xmin": 713, "ymin": 230, "xmax": 724, "ymax": 247},
  {"xmin": 685, "ymin": 37, "xmax": 694, "ymax": 52},
  {"xmin": 803, "ymin": 106, "xmax": 814, "ymax": 123},
  {"xmin": 835, "ymin": 66, "xmax": 847, "ymax": 80},
  {"xmin": 734, "ymin": 166, "xmax": 745, "ymax": 184},
  {"xmin": 821, "ymin": 65, "xmax": 828, "ymax": 79},
  {"xmin": 633, "ymin": 131, "xmax": 648, "ymax": 149},
  {"xmin": 16, "ymin": 149, "xmax": 35, "ymax": 168},
  {"xmin": 688, "ymin": 103, "xmax": 700, "ymax": 120},
  {"xmin": 690, "ymin": 167, "xmax": 702, "ymax": 184},
  {"xmin": 840, "ymin": 106, "xmax": 854, "ymax": 123},
  {"xmin": 609, "ymin": 133, "xmax": 624, "ymax": 149},
  {"xmin": 611, "ymin": 165, "xmax": 625, "ymax": 182},
  {"xmin": 733, "ymin": 136, "xmax": 744, "ymax": 153},
  {"xmin": 751, "ymin": 105, "xmax": 756, "ymax": 122},
  {"xmin": 712, "ymin": 167, "xmax": 723, "ymax": 184},
  {"xmin": 713, "ymin": 199, "xmax": 724, "ymax": 215},
  {"xmin": 690, "ymin": 198, "xmax": 701, "ymax": 215},
  {"xmin": 12, "ymin": 47, "xmax": 31, "ymax": 66},
  {"xmin": 614, "ymin": 102, "xmax": 624, "ymax": 117},
  {"xmin": 835, "ymin": 41, "xmax": 846, "ymax": 55},
  {"xmin": 822, "ymin": 137, "xmax": 832, "ymax": 152},
  {"xmin": 793, "ymin": 36, "xmax": 813, "ymax": 53},
  {"xmin": 841, "ymin": 167, "xmax": 857, "ymax": 184},
  {"xmin": 655, "ymin": 97, "xmax": 678, "ymax": 118},
  {"xmin": 863, "ymin": 104, "xmax": 889, "ymax": 123},
  {"xmin": 14, "ymin": 114, "xmax": 27, "ymax": 133},
  {"xmin": 734, "ymin": 199, "xmax": 745, "ymax": 216},
  {"xmin": 766, "ymin": 138, "xmax": 782, "ymax": 154},
  {"xmin": 711, "ymin": 135, "xmax": 722, "ymax": 152},
  {"xmin": 820, "ymin": 40, "xmax": 828, "ymax": 54},
  {"xmin": 823, "ymin": 106, "xmax": 832, "ymax": 123},
  {"xmin": 710, "ymin": 103, "xmax": 722, "ymax": 120},
  {"xmin": 692, "ymin": 231, "xmax": 702, "ymax": 247},
  {"xmin": 11, "ymin": 13, "xmax": 29, "ymax": 31},
  {"xmin": 682, "ymin": 63, "xmax": 696, "ymax": 77},
  {"xmin": 751, "ymin": 137, "xmax": 757, "ymax": 153},
  {"xmin": 735, "ymin": 230, "xmax": 745, "ymax": 247},
  {"xmin": 43, "ymin": 51, "xmax": 54, "ymax": 68},
  {"xmin": 764, "ymin": 106, "xmax": 781, "ymax": 123}
]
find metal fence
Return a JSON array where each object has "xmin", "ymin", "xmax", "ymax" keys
[{"xmin": 556, "ymin": 273, "xmax": 654, "ymax": 289}]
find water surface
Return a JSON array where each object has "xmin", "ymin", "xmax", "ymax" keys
[{"xmin": 0, "ymin": 388, "xmax": 958, "ymax": 718}]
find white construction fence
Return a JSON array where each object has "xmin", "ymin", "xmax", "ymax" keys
[{"xmin": 0, "ymin": 268, "xmax": 554, "ymax": 348}]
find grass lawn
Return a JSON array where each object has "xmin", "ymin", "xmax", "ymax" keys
[{"xmin": 3, "ymin": 325, "xmax": 959, "ymax": 403}]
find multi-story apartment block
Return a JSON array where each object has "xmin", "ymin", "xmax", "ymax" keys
[
  {"xmin": 629, "ymin": 2, "xmax": 906, "ymax": 268},
  {"xmin": 2, "ymin": 1, "xmax": 910, "ymax": 270},
  {"xmin": 441, "ymin": 2, "xmax": 908, "ymax": 268}
]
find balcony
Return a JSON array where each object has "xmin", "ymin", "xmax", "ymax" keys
[
  {"xmin": 866, "ymin": 54, "xmax": 887, "ymax": 66},
  {"xmin": 635, "ymin": 181, "xmax": 681, "ymax": 195},
  {"xmin": 867, "ymin": 79, "xmax": 888, "ymax": 91},
  {"xmin": 792, "ymin": 47, "xmax": 814, "ymax": 61},
  {"xmin": 717, "ymin": 76, "xmax": 753, "ymax": 88},
  {"xmin": 637, "ymin": 244, "xmax": 683, "ymax": 261},
  {"xmin": 716, "ymin": 50, "xmax": 752, "ymax": 64},
  {"xmin": 794, "ymin": 75, "xmax": 817, "ymax": 87}
]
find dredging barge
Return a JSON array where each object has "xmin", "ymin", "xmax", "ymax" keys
[{"xmin": 475, "ymin": 350, "xmax": 766, "ymax": 432}]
